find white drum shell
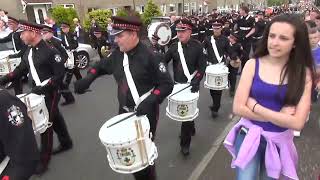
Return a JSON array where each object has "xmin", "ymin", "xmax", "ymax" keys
[
  {"xmin": 0, "ymin": 58, "xmax": 21, "ymax": 75},
  {"xmin": 204, "ymin": 64, "xmax": 229, "ymax": 90},
  {"xmin": 17, "ymin": 93, "xmax": 50, "ymax": 134},
  {"xmin": 148, "ymin": 22, "xmax": 172, "ymax": 46},
  {"xmin": 99, "ymin": 113, "xmax": 158, "ymax": 174},
  {"xmin": 166, "ymin": 84, "xmax": 199, "ymax": 121}
]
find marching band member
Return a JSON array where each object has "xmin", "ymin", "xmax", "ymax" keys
[
  {"xmin": 163, "ymin": 18, "xmax": 206, "ymax": 156},
  {"xmin": 252, "ymin": 11, "xmax": 268, "ymax": 52},
  {"xmin": 0, "ymin": 16, "xmax": 28, "ymax": 95},
  {"xmin": 235, "ymin": 6, "xmax": 255, "ymax": 69},
  {"xmin": 74, "ymin": 15, "xmax": 173, "ymax": 180},
  {"xmin": 227, "ymin": 31, "xmax": 243, "ymax": 97},
  {"xmin": 41, "ymin": 25, "xmax": 76, "ymax": 105},
  {"xmin": 0, "ymin": 89, "xmax": 39, "ymax": 180},
  {"xmin": 0, "ymin": 20, "xmax": 73, "ymax": 175},
  {"xmin": 60, "ymin": 22, "xmax": 82, "ymax": 104},
  {"xmin": 203, "ymin": 20, "xmax": 231, "ymax": 118}
]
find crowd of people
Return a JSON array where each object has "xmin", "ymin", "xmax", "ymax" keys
[{"xmin": 0, "ymin": 4, "xmax": 319, "ymax": 180}]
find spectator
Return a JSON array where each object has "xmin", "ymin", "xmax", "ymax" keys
[
  {"xmin": 0, "ymin": 19, "xmax": 11, "ymax": 38},
  {"xmin": 73, "ymin": 18, "xmax": 84, "ymax": 43},
  {"xmin": 0, "ymin": 9, "xmax": 8, "ymax": 23}
]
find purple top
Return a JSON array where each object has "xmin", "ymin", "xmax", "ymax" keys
[
  {"xmin": 312, "ymin": 47, "xmax": 320, "ymax": 67},
  {"xmin": 250, "ymin": 59, "xmax": 288, "ymax": 132},
  {"xmin": 224, "ymin": 118, "xmax": 298, "ymax": 180}
]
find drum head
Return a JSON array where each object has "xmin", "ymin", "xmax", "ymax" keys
[
  {"xmin": 148, "ymin": 22, "xmax": 171, "ymax": 46},
  {"xmin": 99, "ymin": 113, "xmax": 150, "ymax": 145},
  {"xmin": 169, "ymin": 84, "xmax": 199, "ymax": 101}
]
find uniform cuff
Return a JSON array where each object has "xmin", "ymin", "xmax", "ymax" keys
[{"xmin": 153, "ymin": 89, "xmax": 161, "ymax": 96}]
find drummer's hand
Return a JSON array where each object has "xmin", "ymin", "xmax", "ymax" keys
[
  {"xmin": 190, "ymin": 75, "xmax": 201, "ymax": 93},
  {"xmin": 0, "ymin": 75, "xmax": 10, "ymax": 86},
  {"xmin": 136, "ymin": 94, "xmax": 158, "ymax": 116},
  {"xmin": 31, "ymin": 86, "xmax": 45, "ymax": 95}
]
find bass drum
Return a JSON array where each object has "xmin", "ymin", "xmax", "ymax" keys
[{"xmin": 148, "ymin": 22, "xmax": 172, "ymax": 46}]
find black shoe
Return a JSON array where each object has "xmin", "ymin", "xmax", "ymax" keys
[
  {"xmin": 211, "ymin": 111, "xmax": 218, "ymax": 118},
  {"xmin": 180, "ymin": 146, "xmax": 190, "ymax": 156},
  {"xmin": 34, "ymin": 162, "xmax": 48, "ymax": 175},
  {"xmin": 52, "ymin": 143, "xmax": 73, "ymax": 155},
  {"xmin": 61, "ymin": 100, "xmax": 75, "ymax": 106}
]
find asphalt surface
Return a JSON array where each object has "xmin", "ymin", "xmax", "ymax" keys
[{"xmin": 7, "ymin": 67, "xmax": 318, "ymax": 180}]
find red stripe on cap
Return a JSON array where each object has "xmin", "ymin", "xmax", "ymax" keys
[
  {"xmin": 153, "ymin": 89, "xmax": 161, "ymax": 95},
  {"xmin": 19, "ymin": 24, "xmax": 41, "ymax": 33},
  {"xmin": 176, "ymin": 23, "xmax": 192, "ymax": 30},
  {"xmin": 2, "ymin": 176, "xmax": 10, "ymax": 180},
  {"xmin": 90, "ymin": 68, "xmax": 97, "ymax": 75}
]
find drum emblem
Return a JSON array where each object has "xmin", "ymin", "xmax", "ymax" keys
[
  {"xmin": 177, "ymin": 104, "xmax": 189, "ymax": 117},
  {"xmin": 215, "ymin": 76, "xmax": 223, "ymax": 86},
  {"xmin": 117, "ymin": 148, "xmax": 136, "ymax": 166}
]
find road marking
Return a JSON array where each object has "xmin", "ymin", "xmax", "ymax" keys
[{"xmin": 187, "ymin": 116, "xmax": 239, "ymax": 180}]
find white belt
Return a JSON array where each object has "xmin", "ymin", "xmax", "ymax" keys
[
  {"xmin": 191, "ymin": 33, "xmax": 199, "ymax": 36},
  {"xmin": 239, "ymin": 27, "xmax": 251, "ymax": 30},
  {"xmin": 0, "ymin": 156, "xmax": 10, "ymax": 174},
  {"xmin": 200, "ymin": 31, "xmax": 205, "ymax": 33},
  {"xmin": 253, "ymin": 36, "xmax": 263, "ymax": 39}
]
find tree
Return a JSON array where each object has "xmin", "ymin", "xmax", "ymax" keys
[
  {"xmin": 50, "ymin": 6, "xmax": 78, "ymax": 29},
  {"xmin": 142, "ymin": 0, "xmax": 162, "ymax": 25},
  {"xmin": 116, "ymin": 8, "xmax": 141, "ymax": 18},
  {"xmin": 267, "ymin": 0, "xmax": 285, "ymax": 6},
  {"xmin": 83, "ymin": 9, "xmax": 112, "ymax": 32}
]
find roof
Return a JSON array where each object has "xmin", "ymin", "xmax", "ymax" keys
[{"xmin": 23, "ymin": 0, "xmax": 52, "ymax": 4}]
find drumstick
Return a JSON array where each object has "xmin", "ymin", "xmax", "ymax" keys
[
  {"xmin": 107, "ymin": 112, "xmax": 137, "ymax": 128},
  {"xmin": 168, "ymin": 85, "xmax": 191, "ymax": 98},
  {"xmin": 138, "ymin": 119, "xmax": 148, "ymax": 165},
  {"xmin": 135, "ymin": 120, "xmax": 146, "ymax": 165},
  {"xmin": 26, "ymin": 96, "xmax": 35, "ymax": 128},
  {"xmin": 7, "ymin": 58, "xmax": 11, "ymax": 73}
]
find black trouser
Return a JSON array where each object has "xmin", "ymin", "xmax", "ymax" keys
[
  {"xmin": 228, "ymin": 64, "xmax": 239, "ymax": 93},
  {"xmin": 209, "ymin": 90, "xmax": 222, "ymax": 112},
  {"xmin": 13, "ymin": 78, "xmax": 23, "ymax": 95},
  {"xmin": 0, "ymin": 160, "xmax": 38, "ymax": 180},
  {"xmin": 60, "ymin": 69, "xmax": 75, "ymax": 102},
  {"xmin": 41, "ymin": 90, "xmax": 72, "ymax": 167},
  {"xmin": 180, "ymin": 121, "xmax": 195, "ymax": 148},
  {"xmin": 240, "ymin": 38, "xmax": 252, "ymax": 71},
  {"xmin": 252, "ymin": 38, "xmax": 262, "ymax": 53},
  {"xmin": 118, "ymin": 104, "xmax": 159, "ymax": 180}
]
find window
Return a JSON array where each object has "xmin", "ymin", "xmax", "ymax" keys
[
  {"xmin": 184, "ymin": 3, "xmax": 189, "ymax": 12},
  {"xmin": 59, "ymin": 4, "xmax": 75, "ymax": 8},
  {"xmin": 190, "ymin": 2, "xmax": 196, "ymax": 12},
  {"xmin": 169, "ymin": 4, "xmax": 175, "ymax": 12}
]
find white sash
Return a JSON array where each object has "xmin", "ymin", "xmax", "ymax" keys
[
  {"xmin": 0, "ymin": 156, "xmax": 10, "ymax": 175},
  {"xmin": 28, "ymin": 48, "xmax": 50, "ymax": 86},
  {"xmin": 28, "ymin": 48, "xmax": 41, "ymax": 86},
  {"xmin": 64, "ymin": 35, "xmax": 69, "ymax": 47},
  {"xmin": 12, "ymin": 33, "xmax": 17, "ymax": 52},
  {"xmin": 210, "ymin": 36, "xmax": 223, "ymax": 63},
  {"xmin": 123, "ymin": 53, "xmax": 152, "ymax": 108},
  {"xmin": 177, "ymin": 42, "xmax": 196, "ymax": 82}
]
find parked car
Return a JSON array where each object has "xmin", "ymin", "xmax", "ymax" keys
[{"xmin": 76, "ymin": 43, "xmax": 100, "ymax": 69}]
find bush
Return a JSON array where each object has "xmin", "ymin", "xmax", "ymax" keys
[
  {"xmin": 50, "ymin": 6, "xmax": 78, "ymax": 29},
  {"xmin": 83, "ymin": 9, "xmax": 112, "ymax": 32},
  {"xmin": 116, "ymin": 8, "xmax": 141, "ymax": 19},
  {"xmin": 142, "ymin": 0, "xmax": 162, "ymax": 25}
]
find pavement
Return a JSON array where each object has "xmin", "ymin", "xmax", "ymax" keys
[{"xmin": 6, "ymin": 67, "xmax": 318, "ymax": 180}]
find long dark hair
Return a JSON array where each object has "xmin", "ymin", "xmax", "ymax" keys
[{"xmin": 254, "ymin": 14, "xmax": 315, "ymax": 106}]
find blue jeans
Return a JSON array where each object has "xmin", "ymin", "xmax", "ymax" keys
[{"xmin": 235, "ymin": 130, "xmax": 276, "ymax": 180}]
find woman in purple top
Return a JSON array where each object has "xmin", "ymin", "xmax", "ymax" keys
[{"xmin": 228, "ymin": 14, "xmax": 315, "ymax": 179}]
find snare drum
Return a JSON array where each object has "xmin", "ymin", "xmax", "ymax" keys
[
  {"xmin": 0, "ymin": 57, "xmax": 21, "ymax": 75},
  {"xmin": 204, "ymin": 64, "xmax": 229, "ymax": 90},
  {"xmin": 99, "ymin": 113, "xmax": 158, "ymax": 174},
  {"xmin": 166, "ymin": 84, "xmax": 199, "ymax": 121},
  {"xmin": 17, "ymin": 93, "xmax": 50, "ymax": 134}
]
